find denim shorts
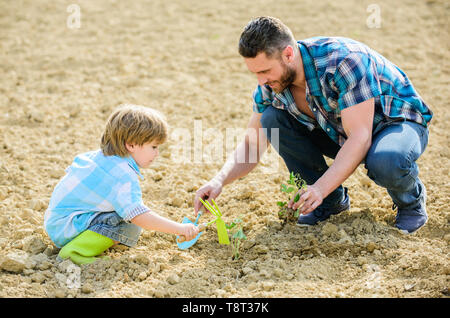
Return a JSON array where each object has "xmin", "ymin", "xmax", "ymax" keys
[{"xmin": 87, "ymin": 211, "xmax": 142, "ymax": 247}]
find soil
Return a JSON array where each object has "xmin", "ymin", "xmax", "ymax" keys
[{"xmin": 0, "ymin": 0, "xmax": 448, "ymax": 298}]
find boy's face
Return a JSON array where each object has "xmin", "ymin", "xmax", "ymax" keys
[{"xmin": 126, "ymin": 140, "xmax": 160, "ymax": 168}]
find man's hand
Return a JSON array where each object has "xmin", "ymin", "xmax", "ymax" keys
[
  {"xmin": 288, "ymin": 184, "xmax": 324, "ymax": 215},
  {"xmin": 194, "ymin": 178, "xmax": 223, "ymax": 215}
]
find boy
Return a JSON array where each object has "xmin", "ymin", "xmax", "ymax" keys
[{"xmin": 44, "ymin": 104, "xmax": 199, "ymax": 265}]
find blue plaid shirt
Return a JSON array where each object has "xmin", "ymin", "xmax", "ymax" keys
[
  {"xmin": 44, "ymin": 150, "xmax": 149, "ymax": 247},
  {"xmin": 253, "ymin": 37, "xmax": 433, "ymax": 146}
]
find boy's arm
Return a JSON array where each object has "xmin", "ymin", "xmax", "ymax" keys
[{"xmin": 131, "ymin": 211, "xmax": 198, "ymax": 241}]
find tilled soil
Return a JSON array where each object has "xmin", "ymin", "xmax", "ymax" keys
[{"xmin": 0, "ymin": 0, "xmax": 448, "ymax": 298}]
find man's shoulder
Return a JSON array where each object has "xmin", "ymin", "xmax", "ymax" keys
[
  {"xmin": 298, "ymin": 37, "xmax": 370, "ymax": 59},
  {"xmin": 299, "ymin": 36, "xmax": 364, "ymax": 49},
  {"xmin": 299, "ymin": 37, "xmax": 379, "ymax": 76}
]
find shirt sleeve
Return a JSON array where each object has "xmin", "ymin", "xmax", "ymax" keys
[
  {"xmin": 334, "ymin": 52, "xmax": 382, "ymax": 110},
  {"xmin": 252, "ymin": 85, "xmax": 274, "ymax": 113},
  {"xmin": 112, "ymin": 179, "xmax": 149, "ymax": 221}
]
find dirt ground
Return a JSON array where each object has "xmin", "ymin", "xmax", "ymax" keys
[{"xmin": 0, "ymin": 0, "xmax": 448, "ymax": 298}]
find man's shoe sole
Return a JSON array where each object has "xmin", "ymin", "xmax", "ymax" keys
[
  {"xmin": 396, "ymin": 218, "xmax": 428, "ymax": 235},
  {"xmin": 295, "ymin": 208, "xmax": 349, "ymax": 227},
  {"xmin": 296, "ymin": 222, "xmax": 313, "ymax": 227}
]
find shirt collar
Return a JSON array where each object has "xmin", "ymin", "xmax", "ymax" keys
[
  {"xmin": 273, "ymin": 41, "xmax": 323, "ymax": 101},
  {"xmin": 125, "ymin": 155, "xmax": 144, "ymax": 180},
  {"xmin": 297, "ymin": 41, "xmax": 323, "ymax": 97}
]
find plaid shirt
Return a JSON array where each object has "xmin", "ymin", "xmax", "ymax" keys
[
  {"xmin": 253, "ymin": 37, "xmax": 433, "ymax": 146},
  {"xmin": 44, "ymin": 150, "xmax": 149, "ymax": 247}
]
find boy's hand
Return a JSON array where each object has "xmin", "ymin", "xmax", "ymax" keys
[{"xmin": 179, "ymin": 223, "xmax": 199, "ymax": 242}]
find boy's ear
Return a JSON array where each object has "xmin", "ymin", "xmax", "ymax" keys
[{"xmin": 125, "ymin": 143, "xmax": 135, "ymax": 153}]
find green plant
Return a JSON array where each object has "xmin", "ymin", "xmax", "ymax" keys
[
  {"xmin": 277, "ymin": 171, "xmax": 307, "ymax": 223},
  {"xmin": 226, "ymin": 217, "xmax": 247, "ymax": 260}
]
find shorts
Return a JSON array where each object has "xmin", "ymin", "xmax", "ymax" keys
[{"xmin": 87, "ymin": 211, "xmax": 142, "ymax": 247}]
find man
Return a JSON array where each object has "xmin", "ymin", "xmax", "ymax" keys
[{"xmin": 194, "ymin": 17, "xmax": 432, "ymax": 234}]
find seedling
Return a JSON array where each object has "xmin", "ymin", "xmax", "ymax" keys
[
  {"xmin": 226, "ymin": 217, "xmax": 247, "ymax": 260},
  {"xmin": 277, "ymin": 171, "xmax": 307, "ymax": 224}
]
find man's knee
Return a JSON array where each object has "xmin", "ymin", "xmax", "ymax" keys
[
  {"xmin": 365, "ymin": 150, "xmax": 417, "ymax": 190},
  {"xmin": 260, "ymin": 106, "xmax": 290, "ymax": 130}
]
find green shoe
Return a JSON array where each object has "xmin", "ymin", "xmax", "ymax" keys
[{"xmin": 58, "ymin": 230, "xmax": 114, "ymax": 265}]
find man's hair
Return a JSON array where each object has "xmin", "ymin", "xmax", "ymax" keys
[
  {"xmin": 101, "ymin": 104, "xmax": 168, "ymax": 157},
  {"xmin": 239, "ymin": 16, "xmax": 296, "ymax": 58}
]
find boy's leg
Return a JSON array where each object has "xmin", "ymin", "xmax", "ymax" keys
[
  {"xmin": 58, "ymin": 212, "xmax": 142, "ymax": 265},
  {"xmin": 87, "ymin": 211, "xmax": 142, "ymax": 247},
  {"xmin": 364, "ymin": 121, "xmax": 429, "ymax": 233},
  {"xmin": 58, "ymin": 230, "xmax": 115, "ymax": 265},
  {"xmin": 260, "ymin": 106, "xmax": 346, "ymax": 208}
]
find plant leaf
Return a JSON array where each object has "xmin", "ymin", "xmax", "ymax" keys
[
  {"xmin": 288, "ymin": 171, "xmax": 296, "ymax": 184},
  {"xmin": 233, "ymin": 229, "xmax": 247, "ymax": 240},
  {"xmin": 294, "ymin": 193, "xmax": 300, "ymax": 202},
  {"xmin": 226, "ymin": 222, "xmax": 236, "ymax": 230}
]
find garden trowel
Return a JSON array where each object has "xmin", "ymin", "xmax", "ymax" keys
[{"xmin": 176, "ymin": 211, "xmax": 204, "ymax": 250}]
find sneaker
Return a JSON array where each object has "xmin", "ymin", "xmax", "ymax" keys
[
  {"xmin": 394, "ymin": 190, "xmax": 428, "ymax": 234},
  {"xmin": 394, "ymin": 205, "xmax": 428, "ymax": 234},
  {"xmin": 297, "ymin": 187, "xmax": 350, "ymax": 226}
]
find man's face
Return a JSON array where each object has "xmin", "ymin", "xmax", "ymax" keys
[{"xmin": 244, "ymin": 51, "xmax": 297, "ymax": 93}]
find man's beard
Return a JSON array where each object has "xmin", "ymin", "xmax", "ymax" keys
[{"xmin": 268, "ymin": 62, "xmax": 297, "ymax": 93}]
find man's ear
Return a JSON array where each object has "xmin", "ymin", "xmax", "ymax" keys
[
  {"xmin": 282, "ymin": 45, "xmax": 295, "ymax": 63},
  {"xmin": 125, "ymin": 142, "xmax": 135, "ymax": 153}
]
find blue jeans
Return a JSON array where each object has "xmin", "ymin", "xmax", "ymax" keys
[
  {"xmin": 260, "ymin": 106, "xmax": 429, "ymax": 210},
  {"xmin": 87, "ymin": 211, "xmax": 142, "ymax": 247}
]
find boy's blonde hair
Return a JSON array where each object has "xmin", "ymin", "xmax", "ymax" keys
[{"xmin": 101, "ymin": 104, "xmax": 168, "ymax": 157}]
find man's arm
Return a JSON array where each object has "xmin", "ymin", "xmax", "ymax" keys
[
  {"xmin": 290, "ymin": 98, "xmax": 374, "ymax": 214},
  {"xmin": 194, "ymin": 112, "xmax": 269, "ymax": 213}
]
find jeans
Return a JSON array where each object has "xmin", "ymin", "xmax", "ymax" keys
[
  {"xmin": 260, "ymin": 106, "xmax": 429, "ymax": 210},
  {"xmin": 87, "ymin": 211, "xmax": 142, "ymax": 247}
]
